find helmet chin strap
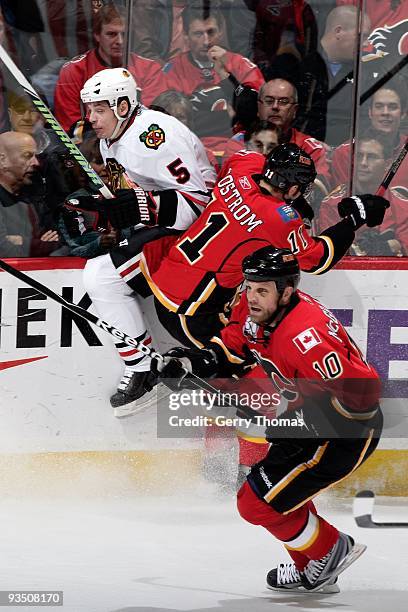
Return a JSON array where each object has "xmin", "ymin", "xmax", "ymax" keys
[{"xmin": 109, "ymin": 104, "xmax": 131, "ymax": 140}]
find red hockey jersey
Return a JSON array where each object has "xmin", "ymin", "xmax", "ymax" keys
[
  {"xmin": 215, "ymin": 290, "xmax": 381, "ymax": 413},
  {"xmin": 141, "ymin": 151, "xmax": 348, "ymax": 316},
  {"xmin": 54, "ymin": 49, "xmax": 167, "ymax": 131}
]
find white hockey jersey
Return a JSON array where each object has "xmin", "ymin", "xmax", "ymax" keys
[{"xmin": 100, "ymin": 107, "xmax": 216, "ymax": 230}]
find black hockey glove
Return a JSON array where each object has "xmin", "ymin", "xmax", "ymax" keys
[
  {"xmin": 337, "ymin": 194, "xmax": 390, "ymax": 230},
  {"xmin": 152, "ymin": 347, "xmax": 219, "ymax": 391},
  {"xmin": 102, "ymin": 188, "xmax": 156, "ymax": 230},
  {"xmin": 289, "ymin": 195, "xmax": 315, "ymax": 223}
]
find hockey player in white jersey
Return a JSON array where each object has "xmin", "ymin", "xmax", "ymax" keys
[{"xmin": 78, "ymin": 68, "xmax": 216, "ymax": 417}]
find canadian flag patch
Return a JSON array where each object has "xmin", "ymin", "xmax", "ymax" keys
[{"xmin": 292, "ymin": 327, "xmax": 321, "ymax": 354}]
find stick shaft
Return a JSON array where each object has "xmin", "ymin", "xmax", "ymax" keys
[
  {"xmin": 0, "ymin": 44, "xmax": 113, "ymax": 199},
  {"xmin": 0, "ymin": 259, "xmax": 260, "ymax": 420},
  {"xmin": 376, "ymin": 137, "xmax": 408, "ymax": 196}
]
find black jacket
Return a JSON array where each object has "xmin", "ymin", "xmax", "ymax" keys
[{"xmin": 294, "ymin": 44, "xmax": 355, "ymax": 146}]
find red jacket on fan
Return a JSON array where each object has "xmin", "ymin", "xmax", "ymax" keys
[
  {"xmin": 222, "ymin": 127, "xmax": 331, "ymax": 192},
  {"xmin": 331, "ymin": 134, "xmax": 408, "ymax": 189},
  {"xmin": 163, "ymin": 50, "xmax": 264, "ymax": 96},
  {"xmin": 54, "ymin": 49, "xmax": 167, "ymax": 131},
  {"xmin": 141, "ymin": 151, "xmax": 355, "ymax": 317},
  {"xmin": 213, "ymin": 289, "xmax": 381, "ymax": 413},
  {"xmin": 318, "ymin": 183, "xmax": 408, "ymax": 254}
]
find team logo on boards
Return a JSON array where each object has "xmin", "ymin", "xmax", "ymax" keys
[{"xmin": 139, "ymin": 124, "xmax": 165, "ymax": 150}]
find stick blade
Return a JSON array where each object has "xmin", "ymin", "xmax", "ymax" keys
[{"xmin": 353, "ymin": 490, "xmax": 376, "ymax": 528}]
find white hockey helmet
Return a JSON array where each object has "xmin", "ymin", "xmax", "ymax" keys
[{"xmin": 81, "ymin": 68, "xmax": 139, "ymax": 136}]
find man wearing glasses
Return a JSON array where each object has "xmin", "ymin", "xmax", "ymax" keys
[{"xmin": 224, "ymin": 78, "xmax": 331, "ymax": 198}]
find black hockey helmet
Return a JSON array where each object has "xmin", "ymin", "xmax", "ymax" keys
[
  {"xmin": 242, "ymin": 246, "xmax": 300, "ymax": 293},
  {"xmin": 261, "ymin": 143, "xmax": 316, "ymax": 194}
]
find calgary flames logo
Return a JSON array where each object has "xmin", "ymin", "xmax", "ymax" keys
[
  {"xmin": 363, "ymin": 19, "xmax": 408, "ymax": 61},
  {"xmin": 139, "ymin": 123, "xmax": 166, "ymax": 150}
]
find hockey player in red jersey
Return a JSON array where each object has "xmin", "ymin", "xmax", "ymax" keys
[
  {"xmin": 141, "ymin": 143, "xmax": 389, "ymax": 349},
  {"xmin": 154, "ymin": 246, "xmax": 383, "ymax": 593}
]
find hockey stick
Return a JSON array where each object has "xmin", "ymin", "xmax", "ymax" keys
[
  {"xmin": 353, "ymin": 490, "xmax": 408, "ymax": 528},
  {"xmin": 0, "ymin": 258, "xmax": 261, "ymax": 422},
  {"xmin": 376, "ymin": 136, "xmax": 408, "ymax": 197},
  {"xmin": 0, "ymin": 44, "xmax": 113, "ymax": 199}
]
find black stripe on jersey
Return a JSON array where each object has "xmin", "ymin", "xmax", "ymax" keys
[
  {"xmin": 177, "ymin": 237, "xmax": 270, "ymax": 314},
  {"xmin": 307, "ymin": 219, "xmax": 355, "ymax": 274},
  {"xmin": 216, "ymin": 237, "xmax": 270, "ymax": 273}
]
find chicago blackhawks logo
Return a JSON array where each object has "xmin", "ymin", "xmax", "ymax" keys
[
  {"xmin": 139, "ymin": 124, "xmax": 166, "ymax": 150},
  {"xmin": 105, "ymin": 158, "xmax": 127, "ymax": 191}
]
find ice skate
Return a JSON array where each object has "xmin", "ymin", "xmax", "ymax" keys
[
  {"xmin": 302, "ymin": 532, "xmax": 366, "ymax": 592},
  {"xmin": 111, "ymin": 368, "xmax": 158, "ymax": 417},
  {"xmin": 266, "ymin": 562, "xmax": 339, "ymax": 594}
]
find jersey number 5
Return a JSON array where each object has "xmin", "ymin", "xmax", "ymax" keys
[
  {"xmin": 178, "ymin": 212, "xmax": 229, "ymax": 263},
  {"xmin": 167, "ymin": 158, "xmax": 191, "ymax": 184}
]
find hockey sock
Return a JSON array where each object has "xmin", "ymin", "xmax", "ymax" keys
[
  {"xmin": 115, "ymin": 329, "xmax": 152, "ymax": 370},
  {"xmin": 237, "ymin": 482, "xmax": 338, "ymax": 567},
  {"xmin": 238, "ymin": 437, "xmax": 270, "ymax": 466}
]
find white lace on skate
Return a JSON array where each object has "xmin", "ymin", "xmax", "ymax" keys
[
  {"xmin": 303, "ymin": 533, "xmax": 366, "ymax": 593},
  {"xmin": 278, "ymin": 563, "xmax": 302, "ymax": 586},
  {"xmin": 304, "ymin": 552, "xmax": 331, "ymax": 584}
]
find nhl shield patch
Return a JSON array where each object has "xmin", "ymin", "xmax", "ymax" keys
[
  {"xmin": 139, "ymin": 123, "xmax": 165, "ymax": 150},
  {"xmin": 292, "ymin": 327, "xmax": 322, "ymax": 354}
]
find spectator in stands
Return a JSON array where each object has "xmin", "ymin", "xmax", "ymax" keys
[
  {"xmin": 319, "ymin": 129, "xmax": 407, "ymax": 255},
  {"xmin": 163, "ymin": 1, "xmax": 264, "ymax": 159},
  {"xmin": 295, "ymin": 5, "xmax": 371, "ymax": 146},
  {"xmin": 243, "ymin": 118, "xmax": 280, "ymax": 155},
  {"xmin": 133, "ymin": 1, "xmax": 255, "ymax": 65},
  {"xmin": 131, "ymin": 1, "xmax": 190, "ymax": 65},
  {"xmin": 0, "ymin": 131, "xmax": 59, "ymax": 257},
  {"xmin": 243, "ymin": 0, "xmax": 318, "ymax": 79},
  {"xmin": 331, "ymin": 80, "xmax": 407, "ymax": 187},
  {"xmin": 223, "ymin": 78, "xmax": 331, "ymax": 198},
  {"xmin": 57, "ymin": 135, "xmax": 128, "ymax": 258},
  {"xmin": 151, "ymin": 90, "xmax": 193, "ymax": 128},
  {"xmin": 7, "ymin": 90, "xmax": 82, "ymax": 221},
  {"xmin": 8, "ymin": 90, "xmax": 44, "ymax": 137},
  {"xmin": 54, "ymin": 2, "xmax": 167, "ymax": 132},
  {"xmin": 164, "ymin": 1, "xmax": 263, "ymax": 96}
]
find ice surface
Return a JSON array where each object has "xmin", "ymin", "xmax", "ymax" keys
[{"xmin": 0, "ymin": 490, "xmax": 407, "ymax": 612}]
